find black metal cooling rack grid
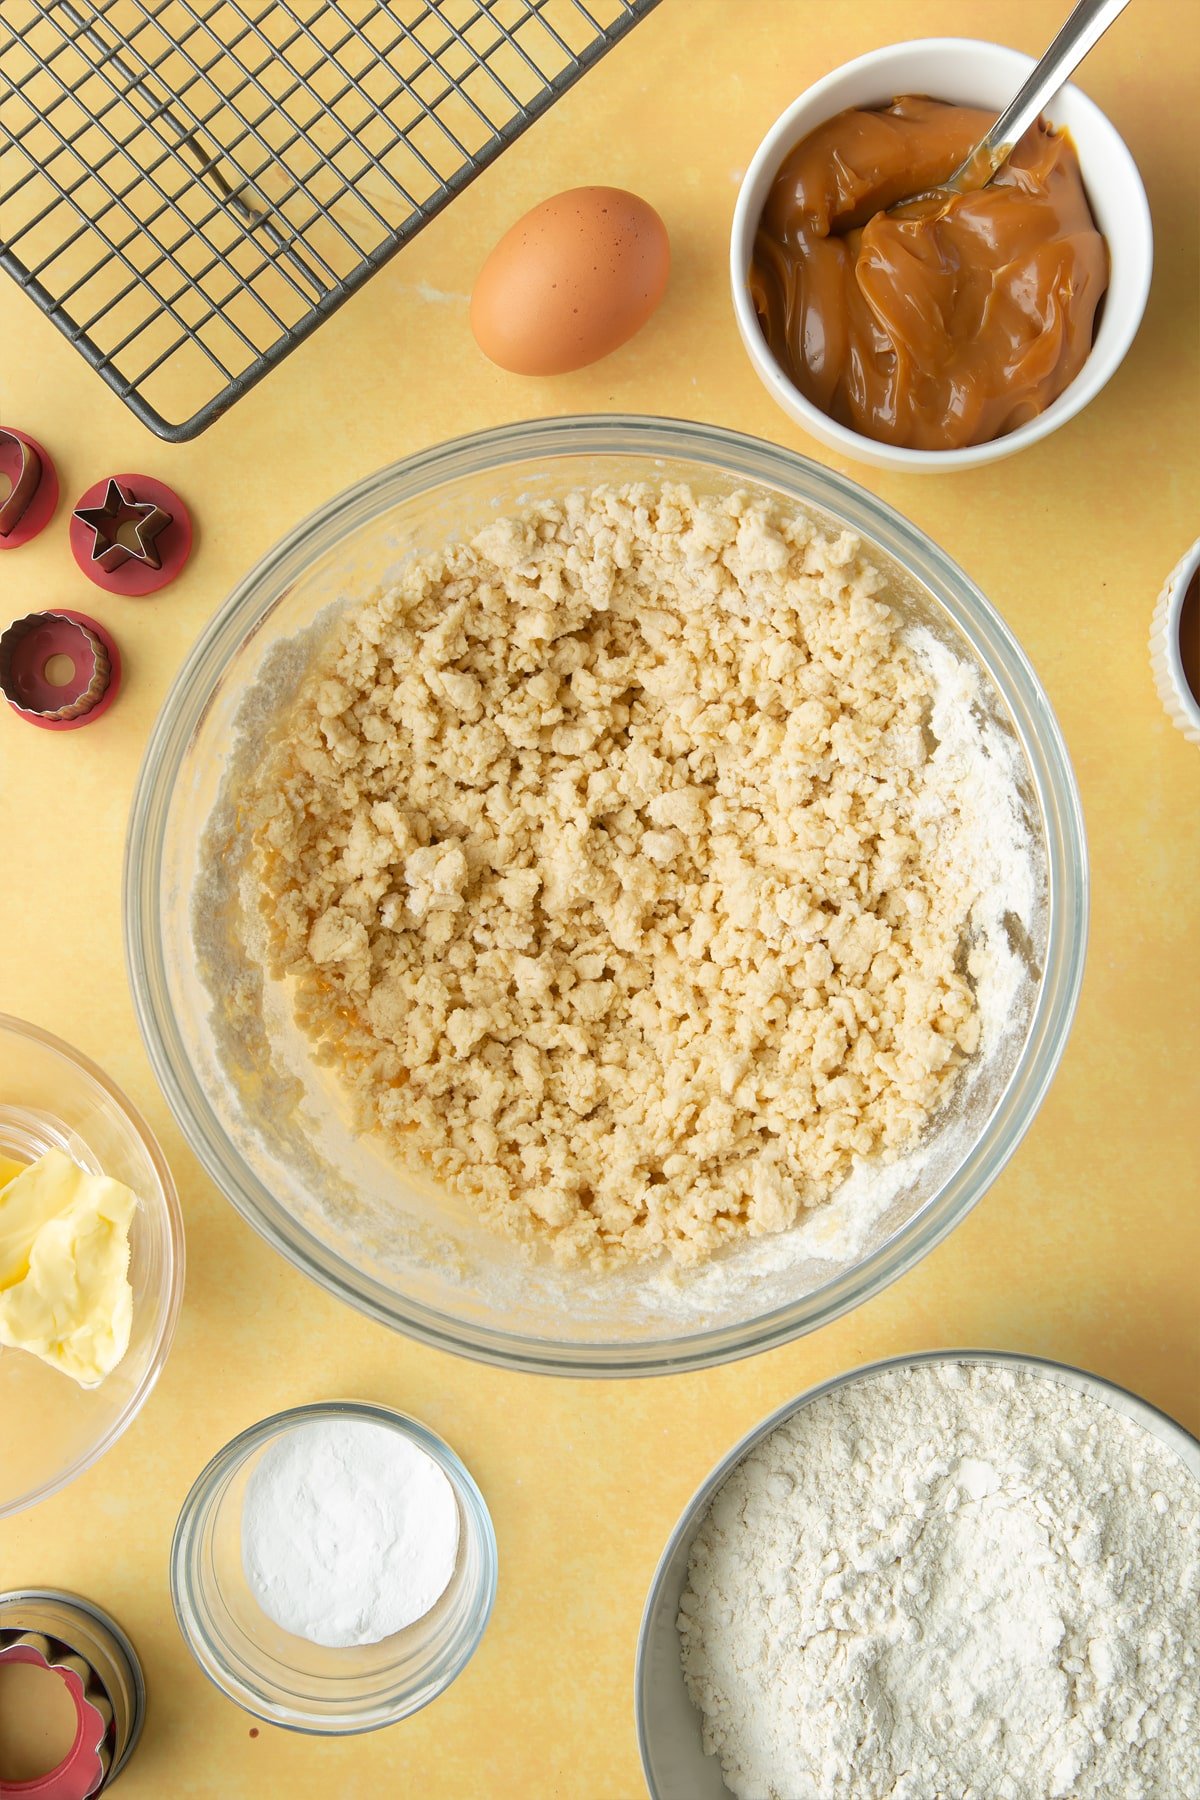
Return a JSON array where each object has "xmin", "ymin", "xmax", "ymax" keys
[{"xmin": 0, "ymin": 0, "xmax": 660, "ymax": 440}]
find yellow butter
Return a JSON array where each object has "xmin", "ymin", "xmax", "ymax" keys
[
  {"xmin": 0, "ymin": 1148, "xmax": 136, "ymax": 1387},
  {"xmin": 0, "ymin": 1155, "xmax": 26, "ymax": 1190}
]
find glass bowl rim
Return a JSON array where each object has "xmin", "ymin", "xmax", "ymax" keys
[
  {"xmin": 635, "ymin": 1346, "xmax": 1200, "ymax": 1797},
  {"xmin": 0, "ymin": 1010, "xmax": 186, "ymax": 1518},
  {"xmin": 124, "ymin": 413, "xmax": 1088, "ymax": 1377},
  {"xmin": 169, "ymin": 1397, "xmax": 498, "ymax": 1735}
]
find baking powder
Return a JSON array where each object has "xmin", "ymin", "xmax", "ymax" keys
[
  {"xmin": 241, "ymin": 1417, "xmax": 459, "ymax": 1648},
  {"xmin": 679, "ymin": 1362, "xmax": 1200, "ymax": 1800}
]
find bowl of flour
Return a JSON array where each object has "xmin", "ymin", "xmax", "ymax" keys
[{"xmin": 636, "ymin": 1351, "xmax": 1200, "ymax": 1800}]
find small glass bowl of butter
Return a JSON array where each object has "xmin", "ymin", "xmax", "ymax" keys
[{"xmin": 0, "ymin": 1013, "xmax": 185, "ymax": 1516}]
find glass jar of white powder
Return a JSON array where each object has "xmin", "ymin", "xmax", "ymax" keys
[{"xmin": 171, "ymin": 1400, "xmax": 497, "ymax": 1733}]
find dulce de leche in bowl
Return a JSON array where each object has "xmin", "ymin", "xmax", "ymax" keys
[{"xmin": 750, "ymin": 96, "xmax": 1110, "ymax": 451}]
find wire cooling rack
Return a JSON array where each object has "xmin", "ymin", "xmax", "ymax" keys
[{"xmin": 0, "ymin": 0, "xmax": 660, "ymax": 440}]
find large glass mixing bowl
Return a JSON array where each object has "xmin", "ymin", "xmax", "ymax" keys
[{"xmin": 124, "ymin": 417, "xmax": 1087, "ymax": 1376}]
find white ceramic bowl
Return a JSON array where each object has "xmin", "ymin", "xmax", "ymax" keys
[
  {"xmin": 1150, "ymin": 537, "xmax": 1200, "ymax": 743},
  {"xmin": 730, "ymin": 37, "xmax": 1153, "ymax": 473}
]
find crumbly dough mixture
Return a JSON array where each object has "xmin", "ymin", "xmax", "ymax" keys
[{"xmin": 245, "ymin": 483, "xmax": 982, "ymax": 1265}]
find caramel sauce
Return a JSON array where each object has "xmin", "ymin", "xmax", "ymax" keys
[{"xmin": 750, "ymin": 95, "xmax": 1110, "ymax": 450}]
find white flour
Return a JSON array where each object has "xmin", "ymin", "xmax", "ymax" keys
[
  {"xmin": 679, "ymin": 1362, "xmax": 1200, "ymax": 1800},
  {"xmin": 241, "ymin": 1417, "xmax": 459, "ymax": 1647},
  {"xmin": 906, "ymin": 624, "xmax": 1039, "ymax": 1028}
]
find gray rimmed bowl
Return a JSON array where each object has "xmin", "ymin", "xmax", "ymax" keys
[{"xmin": 635, "ymin": 1349, "xmax": 1200, "ymax": 1798}]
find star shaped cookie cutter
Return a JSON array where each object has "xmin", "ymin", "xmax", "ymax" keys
[
  {"xmin": 68, "ymin": 471, "xmax": 192, "ymax": 595},
  {"xmin": 73, "ymin": 476, "xmax": 171, "ymax": 573}
]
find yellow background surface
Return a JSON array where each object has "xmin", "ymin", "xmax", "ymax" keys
[{"xmin": 1, "ymin": 1, "xmax": 1198, "ymax": 1794}]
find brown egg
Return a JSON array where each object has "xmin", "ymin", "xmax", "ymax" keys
[{"xmin": 470, "ymin": 186, "xmax": 670, "ymax": 375}]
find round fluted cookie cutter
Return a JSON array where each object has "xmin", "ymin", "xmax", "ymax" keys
[
  {"xmin": 0, "ymin": 1590, "xmax": 145, "ymax": 1795},
  {"xmin": 1150, "ymin": 536, "xmax": 1200, "ymax": 745},
  {"xmin": 0, "ymin": 613, "xmax": 122, "ymax": 731}
]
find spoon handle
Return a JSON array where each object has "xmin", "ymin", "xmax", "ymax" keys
[{"xmin": 947, "ymin": 0, "xmax": 1132, "ymax": 192}]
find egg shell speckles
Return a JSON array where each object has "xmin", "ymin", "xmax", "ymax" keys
[{"xmin": 470, "ymin": 186, "xmax": 670, "ymax": 375}]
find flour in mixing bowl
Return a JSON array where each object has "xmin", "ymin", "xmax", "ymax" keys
[{"xmin": 678, "ymin": 1361, "xmax": 1200, "ymax": 1800}]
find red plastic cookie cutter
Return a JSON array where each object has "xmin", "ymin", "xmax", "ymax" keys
[
  {"xmin": 0, "ymin": 612, "xmax": 121, "ymax": 731},
  {"xmin": 0, "ymin": 428, "xmax": 59, "ymax": 549},
  {"xmin": 0, "ymin": 1637, "xmax": 110, "ymax": 1799},
  {"xmin": 69, "ymin": 473, "xmax": 191, "ymax": 595}
]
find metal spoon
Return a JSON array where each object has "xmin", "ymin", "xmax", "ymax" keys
[{"xmin": 901, "ymin": 0, "xmax": 1132, "ymax": 205}]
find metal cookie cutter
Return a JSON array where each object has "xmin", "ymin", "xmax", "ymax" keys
[
  {"xmin": 0, "ymin": 612, "xmax": 122, "ymax": 730},
  {"xmin": 69, "ymin": 473, "xmax": 191, "ymax": 595},
  {"xmin": 0, "ymin": 427, "xmax": 59, "ymax": 549},
  {"xmin": 0, "ymin": 1589, "xmax": 145, "ymax": 1795}
]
